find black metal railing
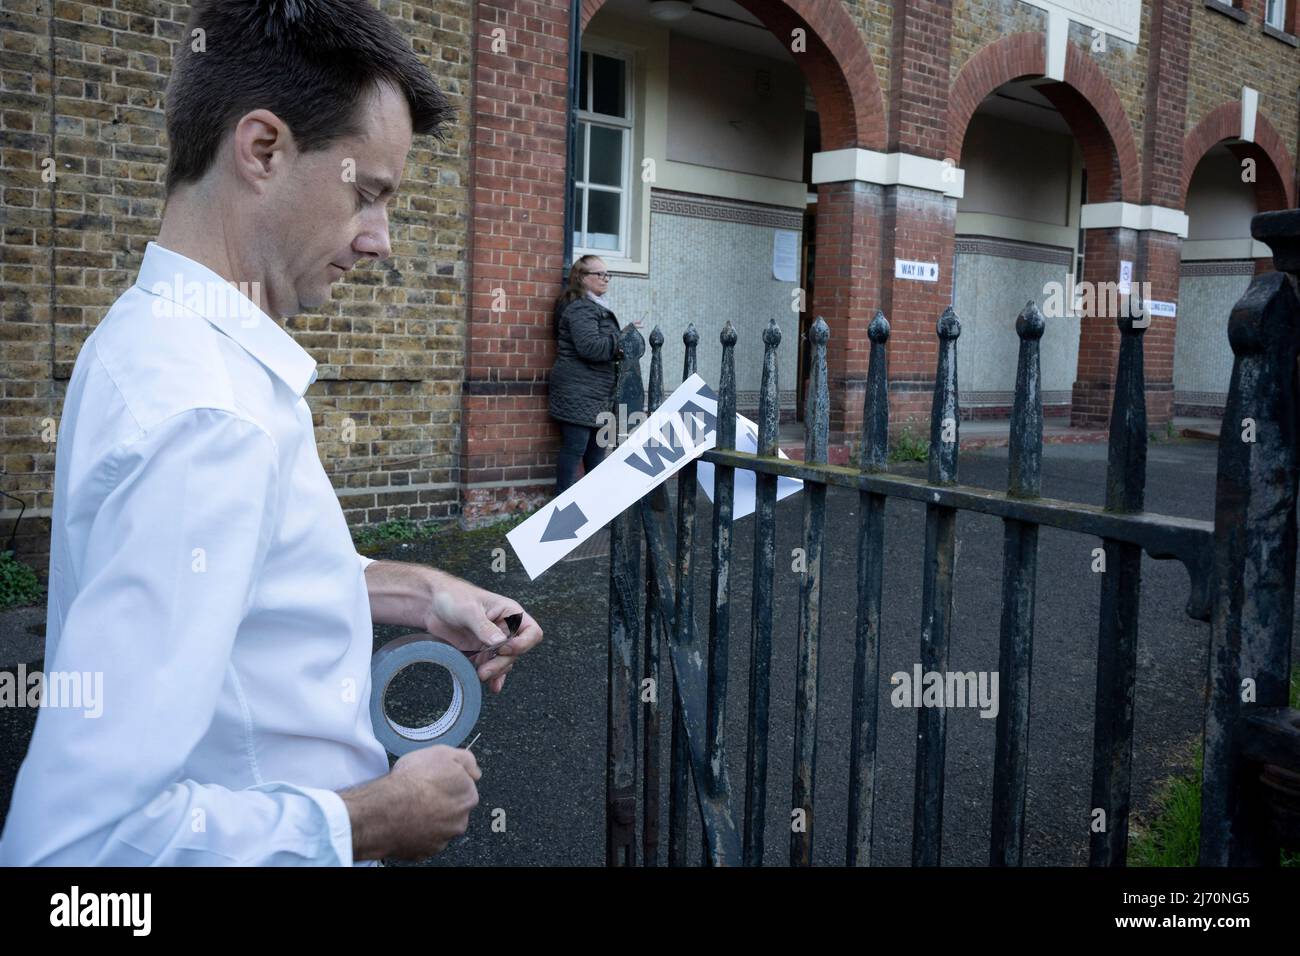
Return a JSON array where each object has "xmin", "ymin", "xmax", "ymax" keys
[{"xmin": 605, "ymin": 208, "xmax": 1300, "ymax": 866}]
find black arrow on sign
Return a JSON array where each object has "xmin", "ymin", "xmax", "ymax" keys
[{"xmin": 540, "ymin": 502, "xmax": 587, "ymax": 542}]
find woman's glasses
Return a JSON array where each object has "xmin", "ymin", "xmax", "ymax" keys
[{"xmin": 584, "ymin": 271, "xmax": 610, "ymax": 280}]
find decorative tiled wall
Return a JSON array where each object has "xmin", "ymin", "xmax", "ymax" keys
[{"xmin": 604, "ymin": 189, "xmax": 802, "ymax": 414}]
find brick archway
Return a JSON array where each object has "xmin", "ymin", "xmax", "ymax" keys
[
  {"xmin": 581, "ymin": 0, "xmax": 886, "ymax": 151},
  {"xmin": 1182, "ymin": 102, "xmax": 1296, "ymax": 211},
  {"xmin": 947, "ymin": 33, "xmax": 1141, "ymax": 203},
  {"xmin": 463, "ymin": 0, "xmax": 890, "ymax": 521}
]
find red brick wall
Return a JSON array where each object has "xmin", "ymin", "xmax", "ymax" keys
[
  {"xmin": 1071, "ymin": 227, "xmax": 1137, "ymax": 428},
  {"xmin": 888, "ymin": 0, "xmax": 952, "ymax": 159},
  {"xmin": 878, "ymin": 188, "xmax": 958, "ymax": 432},
  {"xmin": 463, "ymin": 0, "xmax": 571, "ymax": 521},
  {"xmin": 812, "ymin": 180, "xmax": 882, "ymax": 443},
  {"xmin": 1138, "ymin": 231, "xmax": 1182, "ymax": 426},
  {"xmin": 1141, "ymin": 0, "xmax": 1191, "ymax": 208}
]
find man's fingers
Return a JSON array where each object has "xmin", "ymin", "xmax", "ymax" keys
[
  {"xmin": 472, "ymin": 608, "xmax": 509, "ymax": 649},
  {"xmin": 500, "ymin": 614, "xmax": 543, "ymax": 655},
  {"xmin": 450, "ymin": 747, "xmax": 481, "ymax": 780},
  {"xmin": 476, "ymin": 655, "xmax": 514, "ymax": 684}
]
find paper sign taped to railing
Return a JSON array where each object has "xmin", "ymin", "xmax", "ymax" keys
[
  {"xmin": 698, "ymin": 412, "xmax": 802, "ymax": 519},
  {"xmin": 507, "ymin": 374, "xmax": 718, "ymax": 580}
]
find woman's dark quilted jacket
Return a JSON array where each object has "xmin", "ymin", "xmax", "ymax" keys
[{"xmin": 549, "ymin": 296, "xmax": 622, "ymax": 427}]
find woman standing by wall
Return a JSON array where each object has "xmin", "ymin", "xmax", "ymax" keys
[{"xmin": 548, "ymin": 255, "xmax": 639, "ymax": 495}]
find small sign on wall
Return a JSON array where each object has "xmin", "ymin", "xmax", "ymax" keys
[
  {"xmin": 1118, "ymin": 260, "xmax": 1133, "ymax": 295},
  {"xmin": 895, "ymin": 259, "xmax": 938, "ymax": 282},
  {"xmin": 1147, "ymin": 300, "xmax": 1176, "ymax": 319}
]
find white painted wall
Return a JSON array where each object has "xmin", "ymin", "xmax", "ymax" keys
[
  {"xmin": 665, "ymin": 32, "xmax": 805, "ymax": 182},
  {"xmin": 1185, "ymin": 146, "xmax": 1256, "ymax": 241},
  {"xmin": 958, "ymin": 113, "xmax": 1075, "ymax": 226}
]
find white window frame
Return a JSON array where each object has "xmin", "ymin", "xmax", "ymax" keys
[
  {"xmin": 1267, "ymin": 0, "xmax": 1288, "ymax": 30},
  {"xmin": 574, "ymin": 44, "xmax": 634, "ymax": 261}
]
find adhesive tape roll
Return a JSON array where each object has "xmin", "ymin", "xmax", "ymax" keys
[{"xmin": 370, "ymin": 634, "xmax": 481, "ymax": 755}]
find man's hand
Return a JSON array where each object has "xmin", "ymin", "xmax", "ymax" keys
[
  {"xmin": 420, "ymin": 570, "xmax": 543, "ymax": 694},
  {"xmin": 339, "ymin": 745, "xmax": 480, "ymax": 861},
  {"xmin": 361, "ymin": 560, "xmax": 543, "ymax": 694}
]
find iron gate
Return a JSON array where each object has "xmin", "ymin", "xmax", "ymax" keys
[{"xmin": 604, "ymin": 209, "xmax": 1300, "ymax": 867}]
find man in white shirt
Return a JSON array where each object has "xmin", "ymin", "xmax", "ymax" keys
[{"xmin": 0, "ymin": 0, "xmax": 542, "ymax": 866}]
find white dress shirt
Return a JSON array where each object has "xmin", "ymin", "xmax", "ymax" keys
[{"xmin": 0, "ymin": 241, "xmax": 389, "ymax": 866}]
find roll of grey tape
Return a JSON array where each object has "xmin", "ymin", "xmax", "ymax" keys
[{"xmin": 370, "ymin": 635, "xmax": 481, "ymax": 755}]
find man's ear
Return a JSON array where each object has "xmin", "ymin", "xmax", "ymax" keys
[{"xmin": 230, "ymin": 109, "xmax": 293, "ymax": 192}]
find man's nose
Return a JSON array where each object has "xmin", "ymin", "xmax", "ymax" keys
[{"xmin": 355, "ymin": 209, "xmax": 392, "ymax": 262}]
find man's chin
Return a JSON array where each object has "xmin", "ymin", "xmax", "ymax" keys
[{"xmin": 289, "ymin": 289, "xmax": 329, "ymax": 315}]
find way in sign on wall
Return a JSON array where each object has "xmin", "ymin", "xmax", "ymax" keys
[{"xmin": 507, "ymin": 375, "xmax": 718, "ymax": 580}]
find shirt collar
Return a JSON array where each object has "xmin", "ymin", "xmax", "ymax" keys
[{"xmin": 133, "ymin": 241, "xmax": 319, "ymax": 397}]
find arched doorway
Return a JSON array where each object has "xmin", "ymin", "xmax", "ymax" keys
[
  {"xmin": 1176, "ymin": 105, "xmax": 1295, "ymax": 421},
  {"xmin": 949, "ymin": 34, "xmax": 1144, "ymax": 429},
  {"xmin": 575, "ymin": 0, "xmax": 886, "ymax": 441}
]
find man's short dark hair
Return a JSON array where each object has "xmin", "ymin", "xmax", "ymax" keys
[{"xmin": 164, "ymin": 0, "xmax": 454, "ymax": 195}]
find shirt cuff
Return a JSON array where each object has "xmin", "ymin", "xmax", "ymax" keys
[
  {"xmin": 358, "ymin": 552, "xmax": 376, "ymax": 572},
  {"xmin": 249, "ymin": 782, "xmax": 355, "ymax": 866}
]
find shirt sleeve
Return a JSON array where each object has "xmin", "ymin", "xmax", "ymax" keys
[
  {"xmin": 0, "ymin": 407, "xmax": 354, "ymax": 866},
  {"xmin": 358, "ymin": 553, "xmax": 376, "ymax": 572}
]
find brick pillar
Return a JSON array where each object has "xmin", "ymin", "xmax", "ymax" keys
[
  {"xmin": 879, "ymin": 187, "xmax": 959, "ymax": 431},
  {"xmin": 1071, "ymin": 227, "xmax": 1137, "ymax": 429},
  {"xmin": 462, "ymin": 0, "xmax": 572, "ymax": 524},
  {"xmin": 887, "ymin": 0, "xmax": 953, "ymax": 159},
  {"xmin": 811, "ymin": 180, "xmax": 883, "ymax": 446},
  {"xmin": 878, "ymin": 0, "xmax": 955, "ymax": 433},
  {"xmin": 1138, "ymin": 0, "xmax": 1190, "ymax": 431},
  {"xmin": 1136, "ymin": 230, "xmax": 1181, "ymax": 427}
]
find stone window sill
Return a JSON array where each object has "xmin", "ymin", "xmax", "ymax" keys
[
  {"xmin": 1205, "ymin": 0, "xmax": 1248, "ymax": 24},
  {"xmin": 1263, "ymin": 22, "xmax": 1299, "ymax": 45}
]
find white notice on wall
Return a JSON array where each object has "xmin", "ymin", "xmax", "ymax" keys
[
  {"xmin": 1147, "ymin": 300, "xmax": 1176, "ymax": 319},
  {"xmin": 506, "ymin": 375, "xmax": 718, "ymax": 580},
  {"xmin": 698, "ymin": 412, "xmax": 802, "ymax": 519},
  {"xmin": 773, "ymin": 230, "xmax": 799, "ymax": 282},
  {"xmin": 1118, "ymin": 260, "xmax": 1133, "ymax": 295},
  {"xmin": 895, "ymin": 259, "xmax": 939, "ymax": 282}
]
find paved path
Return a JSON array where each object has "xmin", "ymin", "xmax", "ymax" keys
[{"xmin": 2, "ymin": 437, "xmax": 1296, "ymax": 866}]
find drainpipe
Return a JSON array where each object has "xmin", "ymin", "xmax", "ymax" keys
[{"xmin": 562, "ymin": 0, "xmax": 581, "ymax": 284}]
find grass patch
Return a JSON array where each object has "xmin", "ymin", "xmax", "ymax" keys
[
  {"xmin": 352, "ymin": 517, "xmax": 439, "ymax": 550},
  {"xmin": 0, "ymin": 551, "xmax": 44, "ymax": 610},
  {"xmin": 1129, "ymin": 666, "xmax": 1300, "ymax": 867},
  {"xmin": 352, "ymin": 509, "xmax": 537, "ymax": 554},
  {"xmin": 889, "ymin": 426, "xmax": 929, "ymax": 463}
]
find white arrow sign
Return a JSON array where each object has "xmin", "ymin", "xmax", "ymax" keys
[
  {"xmin": 507, "ymin": 374, "xmax": 718, "ymax": 580},
  {"xmin": 698, "ymin": 411, "xmax": 802, "ymax": 519},
  {"xmin": 895, "ymin": 258, "xmax": 939, "ymax": 282}
]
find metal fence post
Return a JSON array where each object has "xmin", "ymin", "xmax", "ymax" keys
[{"xmin": 1200, "ymin": 209, "xmax": 1300, "ymax": 866}]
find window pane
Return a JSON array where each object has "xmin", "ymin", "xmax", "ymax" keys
[
  {"xmin": 576, "ymin": 123, "xmax": 587, "ymax": 182},
  {"xmin": 588, "ymin": 125, "xmax": 623, "ymax": 187},
  {"xmin": 574, "ymin": 188, "xmax": 585, "ymax": 247},
  {"xmin": 579, "ymin": 52, "xmax": 590, "ymax": 111},
  {"xmin": 591, "ymin": 54, "xmax": 625, "ymax": 117},
  {"xmin": 587, "ymin": 189, "xmax": 620, "ymax": 250}
]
